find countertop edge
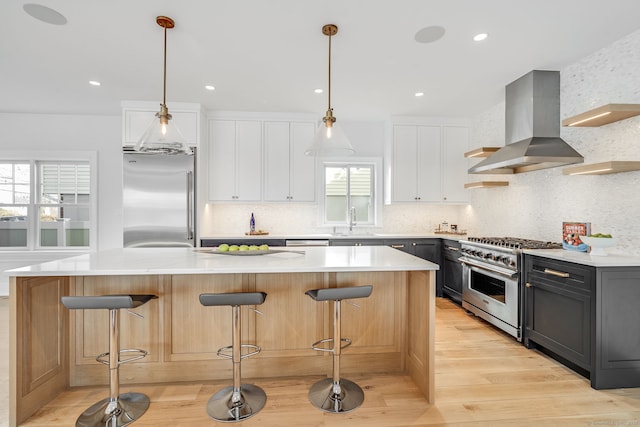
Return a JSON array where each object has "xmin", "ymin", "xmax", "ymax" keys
[{"xmin": 523, "ymin": 248, "xmax": 640, "ymax": 267}]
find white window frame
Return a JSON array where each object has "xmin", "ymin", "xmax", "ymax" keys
[
  {"xmin": 318, "ymin": 157, "xmax": 383, "ymax": 229},
  {"xmin": 0, "ymin": 150, "xmax": 97, "ymax": 251}
]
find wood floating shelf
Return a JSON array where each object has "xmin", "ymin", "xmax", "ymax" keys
[
  {"xmin": 562, "ymin": 104, "xmax": 640, "ymax": 127},
  {"xmin": 464, "ymin": 181, "xmax": 509, "ymax": 189},
  {"xmin": 464, "ymin": 147, "xmax": 501, "ymax": 158},
  {"xmin": 562, "ymin": 161, "xmax": 640, "ymax": 175}
]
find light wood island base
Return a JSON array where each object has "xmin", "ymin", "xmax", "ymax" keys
[
  {"xmin": 10, "ymin": 269, "xmax": 435, "ymax": 426},
  {"xmin": 13, "ymin": 298, "xmax": 640, "ymax": 426}
]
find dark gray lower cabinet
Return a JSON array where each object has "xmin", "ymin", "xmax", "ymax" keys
[
  {"xmin": 524, "ymin": 255, "xmax": 640, "ymax": 389},
  {"xmin": 524, "ymin": 256, "xmax": 593, "ymax": 370},
  {"xmin": 442, "ymin": 239, "xmax": 462, "ymax": 303},
  {"xmin": 385, "ymin": 239, "xmax": 442, "ymax": 296},
  {"xmin": 594, "ymin": 268, "xmax": 640, "ymax": 388}
]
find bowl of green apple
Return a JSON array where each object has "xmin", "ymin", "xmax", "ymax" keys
[{"xmin": 579, "ymin": 234, "xmax": 616, "ymax": 256}]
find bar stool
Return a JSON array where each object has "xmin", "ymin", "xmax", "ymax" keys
[
  {"xmin": 305, "ymin": 285, "xmax": 373, "ymax": 413},
  {"xmin": 199, "ymin": 292, "xmax": 267, "ymax": 422},
  {"xmin": 61, "ymin": 294, "xmax": 157, "ymax": 427}
]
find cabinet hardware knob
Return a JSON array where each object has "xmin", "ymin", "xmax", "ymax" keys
[
  {"xmin": 543, "ymin": 268, "xmax": 570, "ymax": 278},
  {"xmin": 525, "ymin": 282, "xmax": 533, "ymax": 288}
]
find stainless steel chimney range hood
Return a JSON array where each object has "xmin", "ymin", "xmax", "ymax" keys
[{"xmin": 469, "ymin": 70, "xmax": 583, "ymax": 174}]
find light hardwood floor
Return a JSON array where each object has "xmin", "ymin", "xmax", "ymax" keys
[{"xmin": 3, "ymin": 297, "xmax": 640, "ymax": 426}]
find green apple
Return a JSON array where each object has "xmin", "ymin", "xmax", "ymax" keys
[
  {"xmin": 249, "ymin": 245, "xmax": 259, "ymax": 251},
  {"xmin": 228, "ymin": 245, "xmax": 239, "ymax": 251},
  {"xmin": 218, "ymin": 243, "xmax": 230, "ymax": 252},
  {"xmin": 239, "ymin": 244, "xmax": 250, "ymax": 251},
  {"xmin": 259, "ymin": 244, "xmax": 269, "ymax": 251}
]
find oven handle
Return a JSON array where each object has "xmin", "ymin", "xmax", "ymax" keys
[{"xmin": 460, "ymin": 258, "xmax": 518, "ymax": 279}]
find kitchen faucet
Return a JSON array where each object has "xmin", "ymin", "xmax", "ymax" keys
[{"xmin": 349, "ymin": 206, "xmax": 357, "ymax": 232}]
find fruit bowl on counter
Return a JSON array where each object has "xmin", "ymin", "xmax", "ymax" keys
[{"xmin": 579, "ymin": 235, "xmax": 617, "ymax": 256}]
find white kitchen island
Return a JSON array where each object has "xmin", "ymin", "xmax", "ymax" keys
[{"xmin": 8, "ymin": 246, "xmax": 437, "ymax": 426}]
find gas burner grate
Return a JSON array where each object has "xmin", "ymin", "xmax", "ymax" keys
[{"xmin": 467, "ymin": 237, "xmax": 562, "ymax": 250}]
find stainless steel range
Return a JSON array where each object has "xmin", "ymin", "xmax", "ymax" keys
[{"xmin": 459, "ymin": 237, "xmax": 562, "ymax": 341}]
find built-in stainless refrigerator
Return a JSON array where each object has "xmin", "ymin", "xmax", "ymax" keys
[{"xmin": 123, "ymin": 150, "xmax": 196, "ymax": 247}]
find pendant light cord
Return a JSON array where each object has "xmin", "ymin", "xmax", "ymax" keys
[
  {"xmin": 327, "ymin": 31, "xmax": 332, "ymax": 112},
  {"xmin": 162, "ymin": 24, "xmax": 168, "ymax": 106}
]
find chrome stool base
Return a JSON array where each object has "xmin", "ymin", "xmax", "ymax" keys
[
  {"xmin": 76, "ymin": 392, "xmax": 150, "ymax": 427},
  {"xmin": 206, "ymin": 384, "xmax": 267, "ymax": 422},
  {"xmin": 308, "ymin": 378, "xmax": 364, "ymax": 413}
]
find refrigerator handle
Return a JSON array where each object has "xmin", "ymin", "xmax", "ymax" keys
[{"xmin": 187, "ymin": 171, "xmax": 194, "ymax": 241}]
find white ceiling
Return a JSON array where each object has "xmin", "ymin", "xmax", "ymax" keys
[{"xmin": 3, "ymin": 0, "xmax": 640, "ymax": 121}]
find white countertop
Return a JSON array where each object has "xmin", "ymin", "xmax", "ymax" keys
[
  {"xmin": 7, "ymin": 246, "xmax": 439, "ymax": 277},
  {"xmin": 524, "ymin": 248, "xmax": 640, "ymax": 267}
]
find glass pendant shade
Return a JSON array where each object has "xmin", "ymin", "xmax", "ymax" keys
[
  {"xmin": 305, "ymin": 120, "xmax": 355, "ymax": 156},
  {"xmin": 134, "ymin": 106, "xmax": 192, "ymax": 154}
]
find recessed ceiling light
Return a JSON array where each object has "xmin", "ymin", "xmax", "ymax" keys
[
  {"xmin": 415, "ymin": 26, "xmax": 446, "ymax": 44},
  {"xmin": 23, "ymin": 4, "xmax": 67, "ymax": 25},
  {"xmin": 205, "ymin": 85, "xmax": 215, "ymax": 91},
  {"xmin": 415, "ymin": 92, "xmax": 424, "ymax": 97},
  {"xmin": 314, "ymin": 88, "xmax": 323, "ymax": 94},
  {"xmin": 88, "ymin": 80, "xmax": 101, "ymax": 86},
  {"xmin": 473, "ymin": 33, "xmax": 488, "ymax": 42}
]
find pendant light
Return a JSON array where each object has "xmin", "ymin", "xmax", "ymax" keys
[
  {"xmin": 305, "ymin": 24, "xmax": 355, "ymax": 157},
  {"xmin": 135, "ymin": 16, "xmax": 191, "ymax": 154}
]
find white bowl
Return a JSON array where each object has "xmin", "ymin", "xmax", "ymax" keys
[{"xmin": 579, "ymin": 236, "xmax": 617, "ymax": 256}]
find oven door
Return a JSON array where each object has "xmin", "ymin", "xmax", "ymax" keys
[{"xmin": 461, "ymin": 258, "xmax": 520, "ymax": 338}]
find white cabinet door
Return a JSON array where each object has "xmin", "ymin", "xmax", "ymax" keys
[
  {"xmin": 208, "ymin": 120, "xmax": 262, "ymax": 201},
  {"xmin": 123, "ymin": 108, "xmax": 200, "ymax": 147},
  {"xmin": 416, "ymin": 126, "xmax": 442, "ymax": 202},
  {"xmin": 392, "ymin": 125, "xmax": 441, "ymax": 202},
  {"xmin": 289, "ymin": 122, "xmax": 315, "ymax": 202},
  {"xmin": 235, "ymin": 121, "xmax": 263, "ymax": 201},
  {"xmin": 442, "ymin": 126, "xmax": 469, "ymax": 203},
  {"xmin": 263, "ymin": 122, "xmax": 291, "ymax": 201},
  {"xmin": 263, "ymin": 121, "xmax": 316, "ymax": 202},
  {"xmin": 392, "ymin": 125, "xmax": 419, "ymax": 202}
]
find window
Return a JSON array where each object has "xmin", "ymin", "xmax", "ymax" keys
[
  {"xmin": 0, "ymin": 154, "xmax": 95, "ymax": 250},
  {"xmin": 321, "ymin": 159, "xmax": 382, "ymax": 228}
]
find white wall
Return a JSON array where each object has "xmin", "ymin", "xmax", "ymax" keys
[
  {"xmin": 0, "ymin": 113, "xmax": 123, "ymax": 294},
  {"xmin": 464, "ymin": 29, "xmax": 640, "ymax": 255}
]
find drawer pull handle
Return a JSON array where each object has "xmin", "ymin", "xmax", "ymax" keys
[
  {"xmin": 543, "ymin": 268, "xmax": 570, "ymax": 278},
  {"xmin": 391, "ymin": 244, "xmax": 405, "ymax": 249}
]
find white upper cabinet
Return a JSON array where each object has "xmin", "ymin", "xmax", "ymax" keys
[
  {"xmin": 392, "ymin": 125, "xmax": 441, "ymax": 202},
  {"xmin": 442, "ymin": 126, "xmax": 470, "ymax": 203},
  {"xmin": 391, "ymin": 123, "xmax": 468, "ymax": 204},
  {"xmin": 263, "ymin": 121, "xmax": 316, "ymax": 202},
  {"xmin": 121, "ymin": 101, "xmax": 201, "ymax": 147},
  {"xmin": 208, "ymin": 119, "xmax": 262, "ymax": 202}
]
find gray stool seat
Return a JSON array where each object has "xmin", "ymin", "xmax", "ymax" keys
[
  {"xmin": 199, "ymin": 291, "xmax": 267, "ymax": 422},
  {"xmin": 199, "ymin": 292, "xmax": 267, "ymax": 307},
  {"xmin": 61, "ymin": 294, "xmax": 157, "ymax": 427},
  {"xmin": 62, "ymin": 294, "xmax": 157, "ymax": 310},
  {"xmin": 305, "ymin": 285, "xmax": 372, "ymax": 302},
  {"xmin": 306, "ymin": 285, "xmax": 372, "ymax": 414}
]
